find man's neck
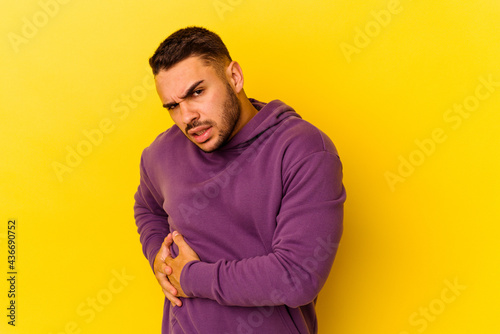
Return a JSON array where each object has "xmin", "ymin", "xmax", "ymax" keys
[{"xmin": 228, "ymin": 94, "xmax": 259, "ymax": 140}]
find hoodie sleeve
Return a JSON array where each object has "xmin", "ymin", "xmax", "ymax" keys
[
  {"xmin": 134, "ymin": 153, "xmax": 170, "ymax": 271},
  {"xmin": 180, "ymin": 146, "xmax": 345, "ymax": 308}
]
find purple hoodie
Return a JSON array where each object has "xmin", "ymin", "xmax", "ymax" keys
[{"xmin": 134, "ymin": 99, "xmax": 345, "ymax": 333}]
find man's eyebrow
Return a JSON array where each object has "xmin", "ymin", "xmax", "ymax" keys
[{"xmin": 163, "ymin": 80, "xmax": 204, "ymax": 109}]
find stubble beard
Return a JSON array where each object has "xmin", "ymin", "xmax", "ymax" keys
[{"xmin": 198, "ymin": 82, "xmax": 241, "ymax": 153}]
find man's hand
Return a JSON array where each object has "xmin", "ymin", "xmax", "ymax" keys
[
  {"xmin": 164, "ymin": 231, "xmax": 200, "ymax": 302},
  {"xmin": 153, "ymin": 234, "xmax": 182, "ymax": 307}
]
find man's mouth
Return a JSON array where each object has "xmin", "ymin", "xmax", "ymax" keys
[
  {"xmin": 188, "ymin": 125, "xmax": 212, "ymax": 144},
  {"xmin": 195, "ymin": 129, "xmax": 208, "ymax": 136}
]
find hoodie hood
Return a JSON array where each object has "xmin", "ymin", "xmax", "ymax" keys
[{"xmin": 219, "ymin": 99, "xmax": 301, "ymax": 151}]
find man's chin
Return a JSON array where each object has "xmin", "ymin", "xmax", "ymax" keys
[
  {"xmin": 198, "ymin": 146, "xmax": 217, "ymax": 153},
  {"xmin": 189, "ymin": 131, "xmax": 228, "ymax": 153},
  {"xmin": 194, "ymin": 139, "xmax": 219, "ymax": 153}
]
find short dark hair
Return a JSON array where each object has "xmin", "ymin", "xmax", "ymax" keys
[{"xmin": 149, "ymin": 26, "xmax": 232, "ymax": 76}]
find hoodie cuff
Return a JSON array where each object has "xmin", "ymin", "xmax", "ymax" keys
[{"xmin": 181, "ymin": 260, "xmax": 214, "ymax": 299}]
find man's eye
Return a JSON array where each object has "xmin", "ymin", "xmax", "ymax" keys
[
  {"xmin": 193, "ymin": 89, "xmax": 203, "ymax": 96},
  {"xmin": 167, "ymin": 104, "xmax": 178, "ymax": 111}
]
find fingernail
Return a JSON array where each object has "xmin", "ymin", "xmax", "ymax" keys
[{"xmin": 173, "ymin": 231, "xmax": 179, "ymax": 237}]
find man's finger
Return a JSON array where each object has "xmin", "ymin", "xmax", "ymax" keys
[
  {"xmin": 156, "ymin": 270, "xmax": 178, "ymax": 295},
  {"xmin": 164, "ymin": 233, "xmax": 173, "ymax": 249},
  {"xmin": 160, "ymin": 261, "xmax": 172, "ymax": 276},
  {"xmin": 154, "ymin": 250, "xmax": 172, "ymax": 276},
  {"xmin": 158, "ymin": 274, "xmax": 180, "ymax": 305},
  {"xmin": 162, "ymin": 288, "xmax": 182, "ymax": 307},
  {"xmin": 157, "ymin": 234, "xmax": 172, "ymax": 261}
]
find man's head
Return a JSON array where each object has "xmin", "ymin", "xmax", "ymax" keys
[{"xmin": 150, "ymin": 27, "xmax": 255, "ymax": 153}]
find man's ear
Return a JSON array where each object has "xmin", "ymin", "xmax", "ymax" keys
[{"xmin": 226, "ymin": 61, "xmax": 244, "ymax": 94}]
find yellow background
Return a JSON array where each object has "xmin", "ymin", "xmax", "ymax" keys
[{"xmin": 1, "ymin": 0, "xmax": 499, "ymax": 333}]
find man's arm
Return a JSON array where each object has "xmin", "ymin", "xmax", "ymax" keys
[
  {"xmin": 167, "ymin": 149, "xmax": 345, "ymax": 308},
  {"xmin": 134, "ymin": 154, "xmax": 184, "ymax": 306}
]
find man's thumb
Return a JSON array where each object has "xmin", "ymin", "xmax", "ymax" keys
[
  {"xmin": 172, "ymin": 231, "xmax": 185, "ymax": 241},
  {"xmin": 172, "ymin": 231, "xmax": 187, "ymax": 247},
  {"xmin": 173, "ymin": 231, "xmax": 199, "ymax": 260}
]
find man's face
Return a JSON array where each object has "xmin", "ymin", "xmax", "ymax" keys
[{"xmin": 154, "ymin": 56, "xmax": 241, "ymax": 153}]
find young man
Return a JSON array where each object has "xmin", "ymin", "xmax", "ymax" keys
[{"xmin": 134, "ymin": 26, "xmax": 346, "ymax": 333}]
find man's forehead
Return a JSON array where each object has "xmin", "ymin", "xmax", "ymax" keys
[
  {"xmin": 158, "ymin": 56, "xmax": 213, "ymax": 77},
  {"xmin": 156, "ymin": 60, "xmax": 215, "ymax": 88}
]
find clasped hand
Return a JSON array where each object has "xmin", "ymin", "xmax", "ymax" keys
[{"xmin": 153, "ymin": 231, "xmax": 200, "ymax": 307}]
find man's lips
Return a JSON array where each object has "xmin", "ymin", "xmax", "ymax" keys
[
  {"xmin": 188, "ymin": 125, "xmax": 212, "ymax": 143},
  {"xmin": 187, "ymin": 125, "xmax": 211, "ymax": 136}
]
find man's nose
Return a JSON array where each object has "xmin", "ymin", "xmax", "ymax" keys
[{"xmin": 180, "ymin": 102, "xmax": 200, "ymax": 125}]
